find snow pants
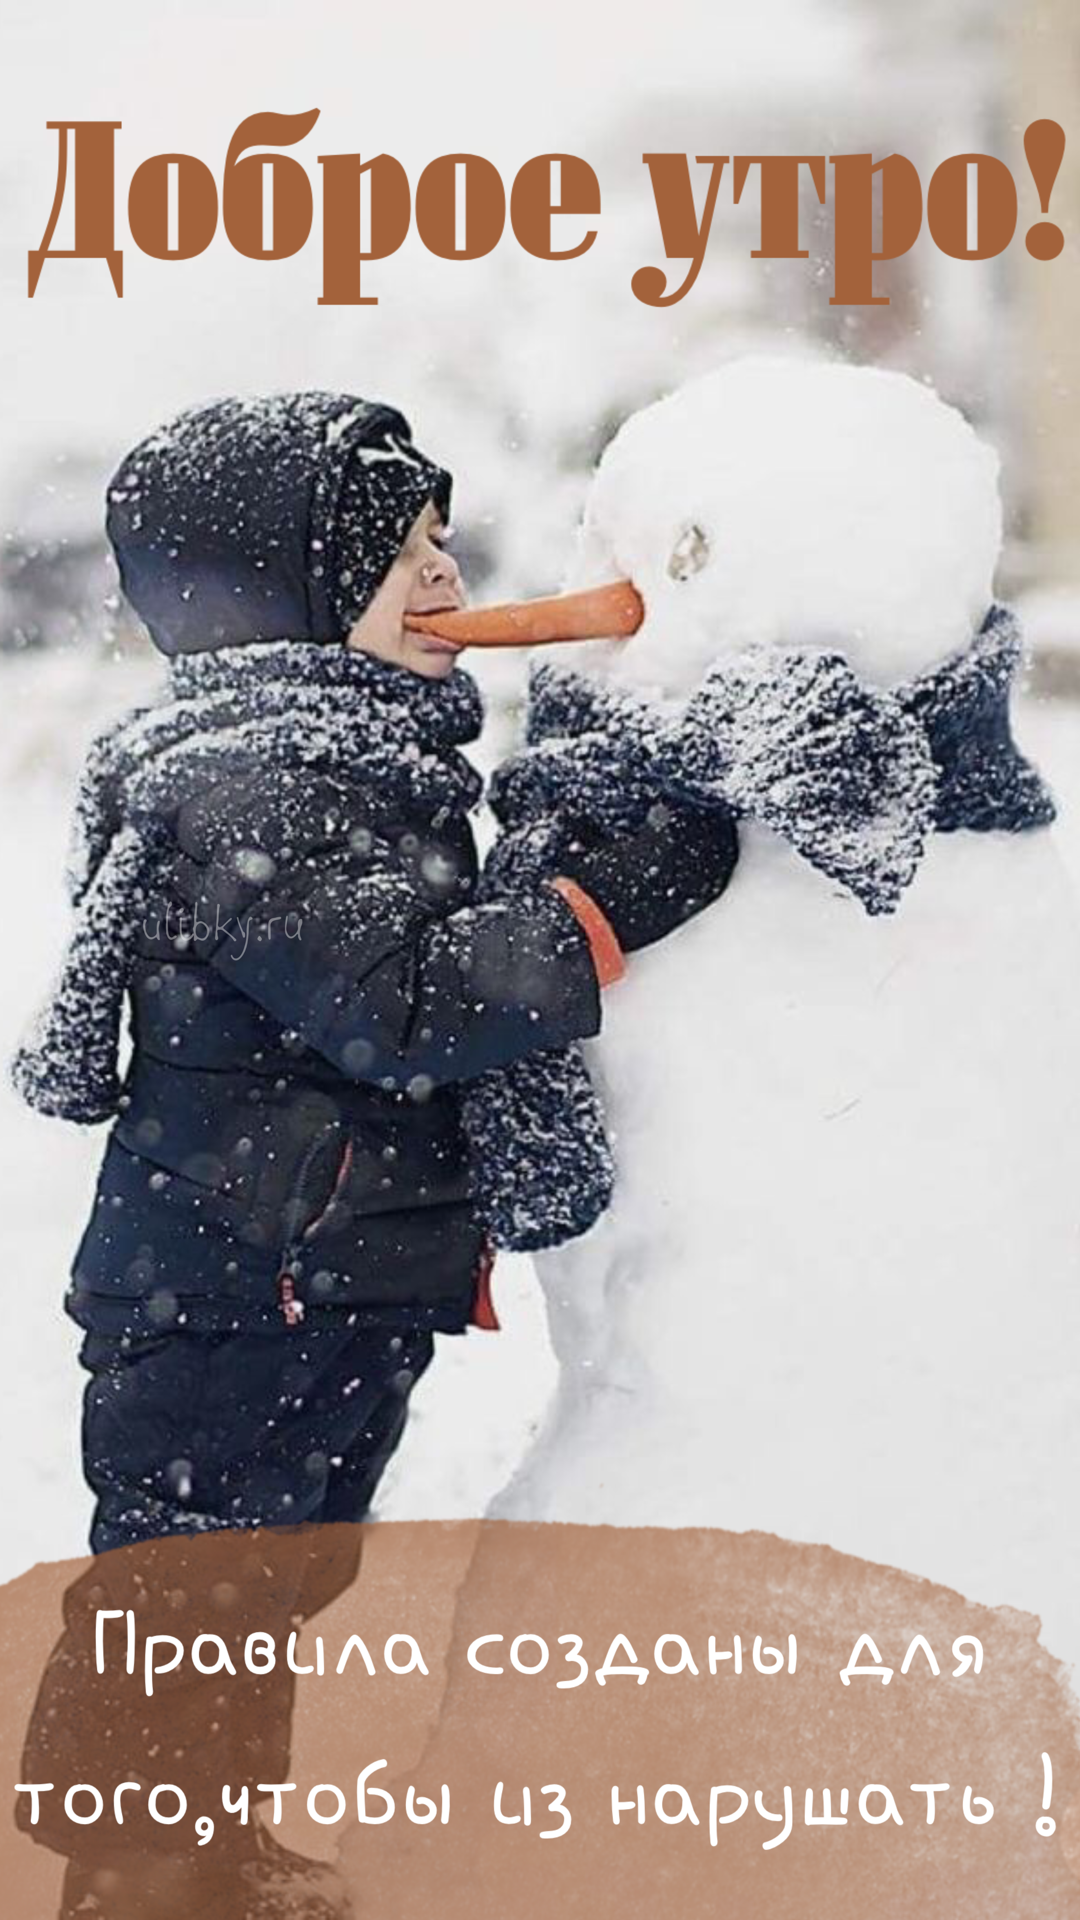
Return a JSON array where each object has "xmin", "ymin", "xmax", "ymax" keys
[
  {"xmin": 18, "ymin": 1315, "xmax": 434, "ymax": 1862},
  {"xmin": 79, "ymin": 1316, "xmax": 434, "ymax": 1554}
]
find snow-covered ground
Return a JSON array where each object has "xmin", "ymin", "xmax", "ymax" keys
[{"xmin": 0, "ymin": 670, "xmax": 1076, "ymax": 1585}]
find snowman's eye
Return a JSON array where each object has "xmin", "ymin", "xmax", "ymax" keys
[{"xmin": 667, "ymin": 523, "xmax": 710, "ymax": 581}]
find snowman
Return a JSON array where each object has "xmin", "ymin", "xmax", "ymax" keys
[{"xmin": 414, "ymin": 356, "xmax": 1080, "ymax": 1681}]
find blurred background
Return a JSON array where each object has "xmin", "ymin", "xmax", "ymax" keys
[{"xmin": 2, "ymin": 0, "xmax": 1078, "ymax": 1577}]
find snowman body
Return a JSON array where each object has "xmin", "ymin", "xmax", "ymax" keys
[{"xmin": 492, "ymin": 359, "xmax": 1080, "ymax": 1676}]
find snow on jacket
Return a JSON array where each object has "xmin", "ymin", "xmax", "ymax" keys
[
  {"xmin": 10, "ymin": 392, "xmax": 615, "ymax": 1334},
  {"xmin": 63, "ymin": 651, "xmax": 605, "ymax": 1337}
]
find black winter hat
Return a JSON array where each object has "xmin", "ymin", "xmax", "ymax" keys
[{"xmin": 106, "ymin": 391, "xmax": 452, "ymax": 655}]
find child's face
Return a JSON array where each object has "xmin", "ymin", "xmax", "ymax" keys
[{"xmin": 345, "ymin": 502, "xmax": 466, "ymax": 677}]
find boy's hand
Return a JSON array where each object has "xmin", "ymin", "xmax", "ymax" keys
[{"xmin": 552, "ymin": 797, "xmax": 739, "ymax": 955}]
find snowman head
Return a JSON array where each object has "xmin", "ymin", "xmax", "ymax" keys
[
  {"xmin": 405, "ymin": 355, "xmax": 1002, "ymax": 696},
  {"xmin": 563, "ymin": 355, "xmax": 1003, "ymax": 694}
]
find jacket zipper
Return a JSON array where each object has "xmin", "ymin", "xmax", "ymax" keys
[{"xmin": 275, "ymin": 1128, "xmax": 354, "ymax": 1328}]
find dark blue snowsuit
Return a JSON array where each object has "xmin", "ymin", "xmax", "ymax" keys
[
  {"xmin": 73, "ymin": 746, "xmax": 599, "ymax": 1552},
  {"xmin": 65, "ymin": 394, "xmax": 603, "ymax": 1553},
  {"xmin": 18, "ymin": 394, "xmax": 608, "ymax": 1884},
  {"xmin": 16, "ymin": 395, "xmax": 743, "ymax": 1902}
]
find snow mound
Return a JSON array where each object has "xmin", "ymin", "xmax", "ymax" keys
[{"xmin": 569, "ymin": 354, "xmax": 1002, "ymax": 692}]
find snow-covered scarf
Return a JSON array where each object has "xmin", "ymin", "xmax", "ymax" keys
[
  {"xmin": 444, "ymin": 606, "xmax": 1055, "ymax": 1251},
  {"xmin": 487, "ymin": 603, "xmax": 1055, "ymax": 918},
  {"xmin": 9, "ymin": 643, "xmax": 614, "ymax": 1252}
]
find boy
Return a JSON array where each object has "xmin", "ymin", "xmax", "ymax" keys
[{"xmin": 14, "ymin": 390, "xmax": 737, "ymax": 1917}]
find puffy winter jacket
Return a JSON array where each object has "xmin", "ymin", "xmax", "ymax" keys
[{"xmin": 69, "ymin": 773, "xmax": 602, "ymax": 1338}]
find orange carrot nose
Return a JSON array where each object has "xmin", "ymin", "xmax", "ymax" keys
[{"xmin": 403, "ymin": 579, "xmax": 644, "ymax": 649}]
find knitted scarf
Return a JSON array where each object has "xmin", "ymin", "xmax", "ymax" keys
[
  {"xmin": 428, "ymin": 605, "xmax": 1055, "ymax": 1252},
  {"xmin": 487, "ymin": 603, "xmax": 1055, "ymax": 916}
]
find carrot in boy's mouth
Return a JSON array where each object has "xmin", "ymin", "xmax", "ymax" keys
[{"xmin": 404, "ymin": 578, "xmax": 644, "ymax": 647}]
